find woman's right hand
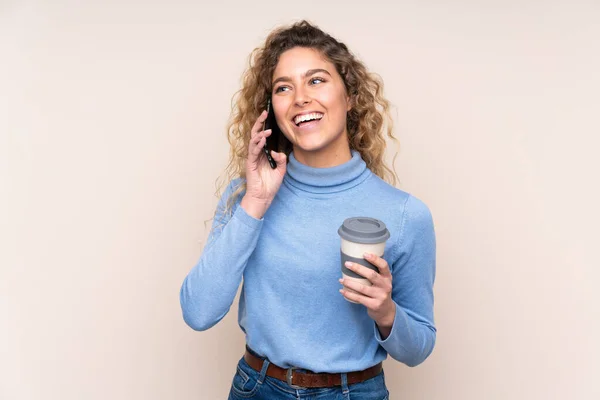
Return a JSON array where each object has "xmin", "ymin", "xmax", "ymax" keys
[{"xmin": 240, "ymin": 110, "xmax": 287, "ymax": 219}]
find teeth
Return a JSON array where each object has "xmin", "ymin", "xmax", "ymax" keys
[{"xmin": 294, "ymin": 113, "xmax": 323, "ymax": 125}]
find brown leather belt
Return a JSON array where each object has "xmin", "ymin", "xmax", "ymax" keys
[{"xmin": 243, "ymin": 346, "xmax": 383, "ymax": 388}]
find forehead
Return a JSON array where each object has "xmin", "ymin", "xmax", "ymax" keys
[{"xmin": 273, "ymin": 47, "xmax": 336, "ymax": 79}]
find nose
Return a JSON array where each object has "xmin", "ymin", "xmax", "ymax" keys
[{"xmin": 294, "ymin": 86, "xmax": 312, "ymax": 107}]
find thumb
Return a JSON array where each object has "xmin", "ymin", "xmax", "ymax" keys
[{"xmin": 271, "ymin": 150, "xmax": 287, "ymax": 168}]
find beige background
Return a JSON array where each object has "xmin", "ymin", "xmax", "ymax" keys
[{"xmin": 1, "ymin": 1, "xmax": 599, "ymax": 399}]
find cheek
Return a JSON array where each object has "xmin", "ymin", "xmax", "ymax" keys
[
  {"xmin": 272, "ymin": 103, "xmax": 289, "ymax": 128},
  {"xmin": 325, "ymin": 94, "xmax": 349, "ymax": 123},
  {"xmin": 274, "ymin": 115, "xmax": 291, "ymax": 136},
  {"xmin": 322, "ymin": 89, "xmax": 349, "ymax": 113},
  {"xmin": 272, "ymin": 105, "xmax": 294, "ymax": 138}
]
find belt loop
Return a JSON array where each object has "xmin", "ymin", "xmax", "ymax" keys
[
  {"xmin": 341, "ymin": 372, "xmax": 349, "ymax": 394},
  {"xmin": 257, "ymin": 357, "xmax": 270, "ymax": 384}
]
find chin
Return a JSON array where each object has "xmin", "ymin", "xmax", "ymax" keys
[
  {"xmin": 293, "ymin": 140, "xmax": 330, "ymax": 153},
  {"xmin": 286, "ymin": 127, "xmax": 348, "ymax": 155}
]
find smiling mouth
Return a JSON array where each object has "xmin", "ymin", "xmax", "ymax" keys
[{"xmin": 293, "ymin": 112, "xmax": 324, "ymax": 126}]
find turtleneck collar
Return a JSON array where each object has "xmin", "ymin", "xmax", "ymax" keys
[{"xmin": 283, "ymin": 150, "xmax": 372, "ymax": 195}]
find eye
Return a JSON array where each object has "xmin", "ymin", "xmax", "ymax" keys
[
  {"xmin": 310, "ymin": 77, "xmax": 326, "ymax": 85},
  {"xmin": 274, "ymin": 85, "xmax": 290, "ymax": 93}
]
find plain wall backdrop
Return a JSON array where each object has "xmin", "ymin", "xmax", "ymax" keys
[{"xmin": 1, "ymin": 1, "xmax": 599, "ymax": 399}]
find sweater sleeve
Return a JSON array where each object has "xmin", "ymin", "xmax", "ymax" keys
[
  {"xmin": 374, "ymin": 194, "xmax": 437, "ymax": 367},
  {"xmin": 180, "ymin": 179, "xmax": 263, "ymax": 331}
]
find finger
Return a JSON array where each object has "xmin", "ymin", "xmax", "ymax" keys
[
  {"xmin": 250, "ymin": 135, "xmax": 268, "ymax": 157},
  {"xmin": 339, "ymin": 287, "xmax": 378, "ymax": 308},
  {"xmin": 364, "ymin": 253, "xmax": 392, "ymax": 278},
  {"xmin": 251, "ymin": 129, "xmax": 271, "ymax": 145},
  {"xmin": 249, "ymin": 129, "xmax": 271, "ymax": 154},
  {"xmin": 339, "ymin": 278, "xmax": 376, "ymax": 298},
  {"xmin": 271, "ymin": 150, "xmax": 287, "ymax": 168},
  {"xmin": 251, "ymin": 110, "xmax": 269, "ymax": 138},
  {"xmin": 344, "ymin": 261, "xmax": 380, "ymax": 285}
]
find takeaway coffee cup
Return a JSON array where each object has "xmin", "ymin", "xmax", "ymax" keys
[{"xmin": 338, "ymin": 217, "xmax": 390, "ymax": 303}]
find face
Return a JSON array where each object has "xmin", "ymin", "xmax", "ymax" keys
[{"xmin": 271, "ymin": 47, "xmax": 351, "ymax": 165}]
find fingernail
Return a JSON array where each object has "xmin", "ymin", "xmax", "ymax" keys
[
  {"xmin": 338, "ymin": 278, "xmax": 344, "ymax": 284},
  {"xmin": 345, "ymin": 261, "xmax": 353, "ymax": 268},
  {"xmin": 363, "ymin": 253, "xmax": 371, "ymax": 258}
]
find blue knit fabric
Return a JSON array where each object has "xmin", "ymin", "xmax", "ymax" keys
[{"xmin": 180, "ymin": 150, "xmax": 436, "ymax": 371}]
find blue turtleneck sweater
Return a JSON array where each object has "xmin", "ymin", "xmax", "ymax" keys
[{"xmin": 180, "ymin": 150, "xmax": 436, "ymax": 371}]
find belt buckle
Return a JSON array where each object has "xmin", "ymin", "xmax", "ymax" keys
[{"xmin": 286, "ymin": 367, "xmax": 305, "ymax": 389}]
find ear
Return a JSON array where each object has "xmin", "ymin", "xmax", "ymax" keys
[{"xmin": 346, "ymin": 92, "xmax": 353, "ymax": 112}]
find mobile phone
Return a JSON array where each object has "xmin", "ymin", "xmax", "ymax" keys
[{"xmin": 262, "ymin": 98, "xmax": 277, "ymax": 169}]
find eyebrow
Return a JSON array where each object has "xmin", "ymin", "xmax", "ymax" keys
[{"xmin": 272, "ymin": 68, "xmax": 332, "ymax": 87}]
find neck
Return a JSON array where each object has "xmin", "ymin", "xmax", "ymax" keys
[
  {"xmin": 292, "ymin": 145, "xmax": 352, "ymax": 168},
  {"xmin": 284, "ymin": 149, "xmax": 371, "ymax": 196}
]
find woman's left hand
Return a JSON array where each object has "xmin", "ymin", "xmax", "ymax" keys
[{"xmin": 339, "ymin": 253, "xmax": 396, "ymax": 330}]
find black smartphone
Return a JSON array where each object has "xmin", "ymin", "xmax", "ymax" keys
[{"xmin": 262, "ymin": 98, "xmax": 277, "ymax": 169}]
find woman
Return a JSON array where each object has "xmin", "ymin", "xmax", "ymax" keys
[{"xmin": 180, "ymin": 20, "xmax": 436, "ymax": 400}]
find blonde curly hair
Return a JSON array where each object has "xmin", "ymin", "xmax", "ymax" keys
[{"xmin": 216, "ymin": 20, "xmax": 398, "ymax": 218}]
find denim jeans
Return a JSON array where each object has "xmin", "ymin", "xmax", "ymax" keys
[{"xmin": 228, "ymin": 355, "xmax": 390, "ymax": 400}]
